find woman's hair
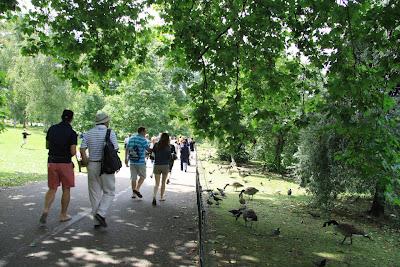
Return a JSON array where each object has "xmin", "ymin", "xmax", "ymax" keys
[{"xmin": 155, "ymin": 132, "xmax": 170, "ymax": 150}]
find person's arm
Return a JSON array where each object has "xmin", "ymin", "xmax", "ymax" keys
[
  {"xmin": 125, "ymin": 148, "xmax": 129, "ymax": 167},
  {"xmin": 80, "ymin": 133, "xmax": 88, "ymax": 166},
  {"xmin": 70, "ymin": 132, "xmax": 78, "ymax": 157},
  {"xmin": 70, "ymin": 145, "xmax": 77, "ymax": 156}
]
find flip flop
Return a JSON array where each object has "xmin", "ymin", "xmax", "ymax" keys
[{"xmin": 59, "ymin": 216, "xmax": 72, "ymax": 222}]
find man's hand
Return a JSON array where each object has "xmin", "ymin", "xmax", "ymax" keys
[{"xmin": 125, "ymin": 158, "xmax": 129, "ymax": 167}]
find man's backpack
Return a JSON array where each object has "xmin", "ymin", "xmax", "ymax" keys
[{"xmin": 101, "ymin": 129, "xmax": 122, "ymax": 174}]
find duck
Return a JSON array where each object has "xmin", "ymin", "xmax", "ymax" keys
[
  {"xmin": 323, "ymin": 220, "xmax": 371, "ymax": 244},
  {"xmin": 231, "ymin": 182, "xmax": 244, "ymax": 191},
  {"xmin": 242, "ymin": 187, "xmax": 259, "ymax": 200}
]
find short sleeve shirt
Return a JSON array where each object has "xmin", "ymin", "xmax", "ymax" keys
[
  {"xmin": 80, "ymin": 125, "xmax": 119, "ymax": 161},
  {"xmin": 46, "ymin": 121, "xmax": 78, "ymax": 163},
  {"xmin": 127, "ymin": 134, "xmax": 149, "ymax": 165}
]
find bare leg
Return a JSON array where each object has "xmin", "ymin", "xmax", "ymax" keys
[
  {"xmin": 153, "ymin": 174, "xmax": 161, "ymax": 199},
  {"xmin": 43, "ymin": 188, "xmax": 57, "ymax": 214},
  {"xmin": 60, "ymin": 188, "xmax": 71, "ymax": 220},
  {"xmin": 131, "ymin": 179, "xmax": 137, "ymax": 194},
  {"xmin": 136, "ymin": 176, "xmax": 145, "ymax": 191},
  {"xmin": 160, "ymin": 172, "xmax": 167, "ymax": 200}
]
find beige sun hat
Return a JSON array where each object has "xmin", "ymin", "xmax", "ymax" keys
[{"xmin": 95, "ymin": 111, "xmax": 110, "ymax": 124}]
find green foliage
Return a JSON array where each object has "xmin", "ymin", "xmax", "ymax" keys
[
  {"xmin": 73, "ymin": 84, "xmax": 105, "ymax": 133},
  {"xmin": 19, "ymin": 0, "xmax": 153, "ymax": 88}
]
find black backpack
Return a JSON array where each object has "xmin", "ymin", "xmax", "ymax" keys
[{"xmin": 101, "ymin": 129, "xmax": 122, "ymax": 174}]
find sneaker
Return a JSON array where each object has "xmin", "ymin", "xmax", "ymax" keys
[
  {"xmin": 166, "ymin": 179, "xmax": 170, "ymax": 184},
  {"xmin": 131, "ymin": 195, "xmax": 136, "ymax": 199},
  {"xmin": 152, "ymin": 198, "xmax": 157, "ymax": 206},
  {"xmin": 95, "ymin": 213, "xmax": 107, "ymax": 227},
  {"xmin": 39, "ymin": 213, "xmax": 48, "ymax": 224},
  {"xmin": 133, "ymin": 190, "xmax": 143, "ymax": 198}
]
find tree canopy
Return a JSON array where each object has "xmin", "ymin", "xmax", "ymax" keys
[{"xmin": 2, "ymin": 0, "xmax": 399, "ymax": 212}]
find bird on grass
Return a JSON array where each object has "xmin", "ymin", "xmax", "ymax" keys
[
  {"xmin": 287, "ymin": 188, "xmax": 292, "ymax": 196},
  {"xmin": 231, "ymin": 182, "xmax": 244, "ymax": 191},
  {"xmin": 323, "ymin": 220, "xmax": 371, "ymax": 244},
  {"xmin": 217, "ymin": 184, "xmax": 230, "ymax": 197},
  {"xmin": 206, "ymin": 199, "xmax": 213, "ymax": 206},
  {"xmin": 242, "ymin": 187, "xmax": 259, "ymax": 200},
  {"xmin": 313, "ymin": 259, "xmax": 327, "ymax": 267},
  {"xmin": 242, "ymin": 209, "xmax": 258, "ymax": 227},
  {"xmin": 272, "ymin": 228, "xmax": 281, "ymax": 236},
  {"xmin": 209, "ymin": 169, "xmax": 216, "ymax": 175},
  {"xmin": 239, "ymin": 170, "xmax": 251, "ymax": 178},
  {"xmin": 228, "ymin": 207, "xmax": 246, "ymax": 220},
  {"xmin": 239, "ymin": 190, "xmax": 246, "ymax": 205}
]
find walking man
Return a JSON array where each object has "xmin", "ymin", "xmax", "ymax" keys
[
  {"xmin": 80, "ymin": 112, "xmax": 119, "ymax": 228},
  {"xmin": 125, "ymin": 126, "xmax": 150, "ymax": 199},
  {"xmin": 39, "ymin": 110, "xmax": 77, "ymax": 224},
  {"xmin": 21, "ymin": 129, "xmax": 31, "ymax": 148}
]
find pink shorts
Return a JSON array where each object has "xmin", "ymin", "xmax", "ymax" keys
[{"xmin": 48, "ymin": 163, "xmax": 75, "ymax": 189}]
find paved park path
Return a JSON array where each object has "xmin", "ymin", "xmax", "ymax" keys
[{"xmin": 0, "ymin": 159, "xmax": 199, "ymax": 267}]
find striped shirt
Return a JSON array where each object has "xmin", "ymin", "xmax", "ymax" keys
[
  {"xmin": 127, "ymin": 134, "xmax": 149, "ymax": 165},
  {"xmin": 80, "ymin": 125, "xmax": 119, "ymax": 161}
]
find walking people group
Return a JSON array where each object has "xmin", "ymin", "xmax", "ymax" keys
[{"xmin": 39, "ymin": 109, "xmax": 194, "ymax": 228}]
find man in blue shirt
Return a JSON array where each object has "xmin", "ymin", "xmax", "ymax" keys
[{"xmin": 125, "ymin": 126, "xmax": 151, "ymax": 199}]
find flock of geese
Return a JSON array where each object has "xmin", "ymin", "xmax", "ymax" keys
[{"xmin": 203, "ymin": 163, "xmax": 373, "ymax": 266}]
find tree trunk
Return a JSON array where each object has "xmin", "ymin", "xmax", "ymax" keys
[
  {"xmin": 369, "ymin": 182, "xmax": 385, "ymax": 217},
  {"xmin": 274, "ymin": 130, "xmax": 285, "ymax": 173}
]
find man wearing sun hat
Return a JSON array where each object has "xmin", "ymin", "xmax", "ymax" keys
[{"xmin": 80, "ymin": 111, "xmax": 119, "ymax": 228}]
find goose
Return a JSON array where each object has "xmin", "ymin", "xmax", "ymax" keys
[
  {"xmin": 287, "ymin": 188, "xmax": 292, "ymax": 196},
  {"xmin": 242, "ymin": 209, "xmax": 258, "ymax": 227},
  {"xmin": 239, "ymin": 190, "xmax": 246, "ymax": 205},
  {"xmin": 228, "ymin": 206, "xmax": 246, "ymax": 220},
  {"xmin": 231, "ymin": 182, "xmax": 244, "ymax": 191},
  {"xmin": 272, "ymin": 228, "xmax": 281, "ymax": 236},
  {"xmin": 242, "ymin": 187, "xmax": 259, "ymax": 199},
  {"xmin": 323, "ymin": 220, "xmax": 371, "ymax": 244},
  {"xmin": 217, "ymin": 184, "xmax": 230, "ymax": 197},
  {"xmin": 206, "ymin": 198, "xmax": 213, "ymax": 206},
  {"xmin": 239, "ymin": 170, "xmax": 251, "ymax": 178},
  {"xmin": 313, "ymin": 259, "xmax": 327, "ymax": 267}
]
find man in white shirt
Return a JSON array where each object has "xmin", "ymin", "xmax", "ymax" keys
[{"xmin": 80, "ymin": 111, "xmax": 119, "ymax": 228}]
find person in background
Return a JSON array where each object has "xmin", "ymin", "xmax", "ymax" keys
[
  {"xmin": 125, "ymin": 127, "xmax": 151, "ymax": 199},
  {"xmin": 80, "ymin": 112, "xmax": 119, "ymax": 228},
  {"xmin": 167, "ymin": 140, "xmax": 177, "ymax": 184},
  {"xmin": 180, "ymin": 138, "xmax": 190, "ymax": 172},
  {"xmin": 39, "ymin": 110, "xmax": 77, "ymax": 225},
  {"xmin": 21, "ymin": 129, "xmax": 31, "ymax": 148},
  {"xmin": 189, "ymin": 138, "xmax": 195, "ymax": 152},
  {"xmin": 151, "ymin": 132, "xmax": 172, "ymax": 206}
]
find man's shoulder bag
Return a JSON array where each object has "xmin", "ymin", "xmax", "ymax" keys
[{"xmin": 101, "ymin": 129, "xmax": 122, "ymax": 174}]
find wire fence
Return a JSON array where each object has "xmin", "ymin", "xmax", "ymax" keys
[{"xmin": 195, "ymin": 152, "xmax": 206, "ymax": 267}]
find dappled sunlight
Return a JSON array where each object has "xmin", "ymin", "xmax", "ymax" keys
[
  {"xmin": 313, "ymin": 251, "xmax": 344, "ymax": 261},
  {"xmin": 66, "ymin": 247, "xmax": 120, "ymax": 264},
  {"xmin": 26, "ymin": 250, "xmax": 51, "ymax": 260}
]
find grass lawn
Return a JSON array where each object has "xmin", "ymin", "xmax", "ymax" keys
[
  {"xmin": 0, "ymin": 126, "xmax": 125, "ymax": 187},
  {"xmin": 197, "ymin": 145, "xmax": 400, "ymax": 267},
  {"xmin": 0, "ymin": 127, "xmax": 48, "ymax": 186}
]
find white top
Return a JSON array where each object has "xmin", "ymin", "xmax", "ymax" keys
[{"xmin": 80, "ymin": 125, "xmax": 119, "ymax": 161}]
